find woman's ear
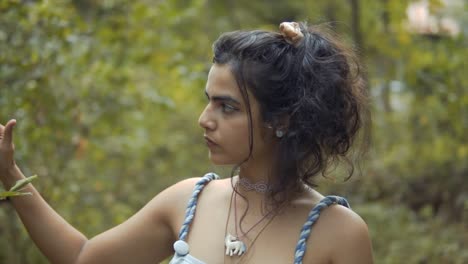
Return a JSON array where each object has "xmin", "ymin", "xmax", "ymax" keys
[
  {"xmin": 276, "ymin": 114, "xmax": 290, "ymax": 129},
  {"xmin": 268, "ymin": 115, "xmax": 290, "ymax": 138}
]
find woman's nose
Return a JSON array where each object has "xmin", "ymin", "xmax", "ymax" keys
[{"xmin": 198, "ymin": 106, "xmax": 216, "ymax": 131}]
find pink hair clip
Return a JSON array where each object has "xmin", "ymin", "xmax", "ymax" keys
[{"xmin": 279, "ymin": 22, "xmax": 304, "ymax": 46}]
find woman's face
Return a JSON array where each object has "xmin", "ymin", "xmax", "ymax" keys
[{"xmin": 198, "ymin": 64, "xmax": 275, "ymax": 165}]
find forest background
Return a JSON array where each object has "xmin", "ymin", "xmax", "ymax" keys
[{"xmin": 0, "ymin": 0, "xmax": 466, "ymax": 263}]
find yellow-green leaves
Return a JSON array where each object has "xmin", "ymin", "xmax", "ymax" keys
[
  {"xmin": 0, "ymin": 175, "xmax": 38, "ymax": 200},
  {"xmin": 9, "ymin": 174, "xmax": 38, "ymax": 192}
]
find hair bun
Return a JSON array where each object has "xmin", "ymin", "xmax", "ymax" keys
[{"xmin": 279, "ymin": 22, "xmax": 304, "ymax": 46}]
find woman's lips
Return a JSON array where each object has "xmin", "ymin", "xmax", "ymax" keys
[{"xmin": 204, "ymin": 135, "xmax": 218, "ymax": 148}]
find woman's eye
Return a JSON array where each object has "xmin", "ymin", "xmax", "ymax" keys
[{"xmin": 221, "ymin": 103, "xmax": 237, "ymax": 113}]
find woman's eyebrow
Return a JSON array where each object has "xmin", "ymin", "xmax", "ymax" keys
[{"xmin": 205, "ymin": 91, "xmax": 241, "ymax": 105}]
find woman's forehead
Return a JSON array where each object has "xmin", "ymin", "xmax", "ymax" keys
[
  {"xmin": 205, "ymin": 64, "xmax": 261, "ymax": 113},
  {"xmin": 205, "ymin": 64, "xmax": 241, "ymax": 98}
]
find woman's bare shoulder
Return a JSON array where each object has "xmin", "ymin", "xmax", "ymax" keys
[
  {"xmin": 154, "ymin": 175, "xmax": 228, "ymax": 223},
  {"xmin": 315, "ymin": 202, "xmax": 374, "ymax": 263},
  {"xmin": 153, "ymin": 177, "xmax": 205, "ymax": 216},
  {"xmin": 159, "ymin": 175, "xmax": 229, "ymax": 204}
]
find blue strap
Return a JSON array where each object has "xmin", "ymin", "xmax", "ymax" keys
[
  {"xmin": 177, "ymin": 173, "xmax": 219, "ymax": 241},
  {"xmin": 293, "ymin": 195, "xmax": 350, "ymax": 264}
]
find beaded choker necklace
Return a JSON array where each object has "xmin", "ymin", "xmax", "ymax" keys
[{"xmin": 237, "ymin": 177, "xmax": 272, "ymax": 193}]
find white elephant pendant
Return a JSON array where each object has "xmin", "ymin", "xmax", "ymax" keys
[{"xmin": 225, "ymin": 234, "xmax": 247, "ymax": 256}]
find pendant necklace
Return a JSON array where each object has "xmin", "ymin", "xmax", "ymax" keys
[{"xmin": 224, "ymin": 179, "xmax": 274, "ymax": 257}]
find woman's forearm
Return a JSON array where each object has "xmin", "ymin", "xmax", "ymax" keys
[{"xmin": 6, "ymin": 165, "xmax": 88, "ymax": 264}]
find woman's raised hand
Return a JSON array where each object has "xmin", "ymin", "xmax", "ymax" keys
[{"xmin": 0, "ymin": 119, "xmax": 17, "ymax": 183}]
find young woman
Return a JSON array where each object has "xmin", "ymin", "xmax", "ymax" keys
[{"xmin": 0, "ymin": 22, "xmax": 373, "ymax": 263}]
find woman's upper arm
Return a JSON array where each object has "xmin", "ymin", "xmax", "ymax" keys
[{"xmin": 75, "ymin": 178, "xmax": 200, "ymax": 264}]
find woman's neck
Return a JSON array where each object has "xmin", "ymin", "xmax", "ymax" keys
[
  {"xmin": 238, "ymin": 150, "xmax": 275, "ymax": 182},
  {"xmin": 230, "ymin": 159, "xmax": 273, "ymax": 210}
]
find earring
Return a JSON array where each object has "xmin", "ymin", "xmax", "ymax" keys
[{"xmin": 275, "ymin": 130, "xmax": 284, "ymax": 138}]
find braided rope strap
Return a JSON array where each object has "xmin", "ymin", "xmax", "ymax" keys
[
  {"xmin": 293, "ymin": 195, "xmax": 350, "ymax": 264},
  {"xmin": 177, "ymin": 173, "xmax": 219, "ymax": 241}
]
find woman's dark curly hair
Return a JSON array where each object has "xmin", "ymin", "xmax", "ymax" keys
[{"xmin": 212, "ymin": 22, "xmax": 369, "ymax": 205}]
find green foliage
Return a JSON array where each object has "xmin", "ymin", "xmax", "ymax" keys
[
  {"xmin": 357, "ymin": 202, "xmax": 468, "ymax": 264},
  {"xmin": 0, "ymin": 175, "xmax": 38, "ymax": 200},
  {"xmin": 0, "ymin": 0, "xmax": 466, "ymax": 263}
]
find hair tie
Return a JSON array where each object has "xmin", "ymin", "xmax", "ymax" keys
[{"xmin": 279, "ymin": 22, "xmax": 304, "ymax": 46}]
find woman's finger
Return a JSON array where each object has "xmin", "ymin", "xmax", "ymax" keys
[
  {"xmin": 0, "ymin": 123, "xmax": 5, "ymax": 141},
  {"xmin": 2, "ymin": 119, "xmax": 16, "ymax": 146}
]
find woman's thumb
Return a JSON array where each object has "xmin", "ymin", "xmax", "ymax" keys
[{"xmin": 3, "ymin": 119, "xmax": 16, "ymax": 145}]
